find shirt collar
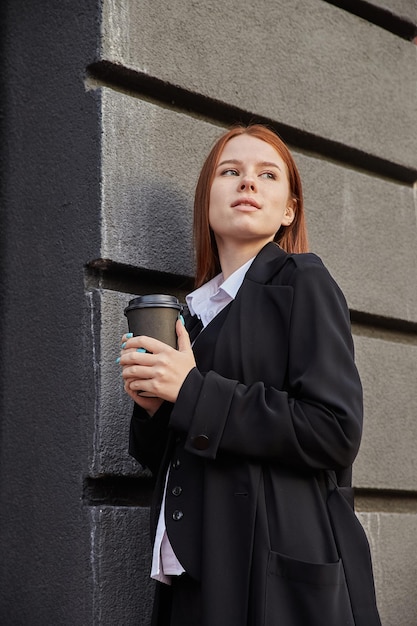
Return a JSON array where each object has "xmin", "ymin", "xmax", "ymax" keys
[
  {"xmin": 186, "ymin": 257, "xmax": 254, "ymax": 316},
  {"xmin": 220, "ymin": 256, "xmax": 254, "ymax": 299}
]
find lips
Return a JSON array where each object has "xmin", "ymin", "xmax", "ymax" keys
[{"xmin": 231, "ymin": 197, "xmax": 260, "ymax": 209}]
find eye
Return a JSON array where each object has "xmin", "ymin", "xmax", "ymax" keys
[
  {"xmin": 220, "ymin": 168, "xmax": 239, "ymax": 176},
  {"xmin": 260, "ymin": 171, "xmax": 277, "ymax": 180}
]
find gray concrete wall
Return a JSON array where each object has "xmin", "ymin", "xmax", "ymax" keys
[{"xmin": 1, "ymin": 0, "xmax": 416, "ymax": 624}]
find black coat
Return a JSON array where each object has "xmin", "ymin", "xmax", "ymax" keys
[{"xmin": 130, "ymin": 242, "xmax": 381, "ymax": 626}]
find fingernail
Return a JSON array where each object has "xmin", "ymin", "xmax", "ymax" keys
[
  {"xmin": 121, "ymin": 342, "xmax": 127, "ymax": 349},
  {"xmin": 180, "ymin": 314, "xmax": 185, "ymax": 326},
  {"xmin": 115, "ymin": 357, "xmax": 121, "ymax": 364},
  {"xmin": 126, "ymin": 333, "xmax": 133, "ymax": 338},
  {"xmin": 137, "ymin": 348, "xmax": 146, "ymax": 353}
]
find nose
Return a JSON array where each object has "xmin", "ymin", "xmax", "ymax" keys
[{"xmin": 239, "ymin": 173, "xmax": 257, "ymax": 192}]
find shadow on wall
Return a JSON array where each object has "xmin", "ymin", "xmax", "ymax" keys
[{"xmin": 116, "ymin": 178, "xmax": 194, "ymax": 277}]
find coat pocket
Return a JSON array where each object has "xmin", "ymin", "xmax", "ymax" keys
[{"xmin": 264, "ymin": 551, "xmax": 354, "ymax": 626}]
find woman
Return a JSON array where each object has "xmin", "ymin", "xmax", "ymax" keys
[{"xmin": 118, "ymin": 125, "xmax": 381, "ymax": 626}]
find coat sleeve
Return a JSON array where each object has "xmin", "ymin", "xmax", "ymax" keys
[
  {"xmin": 129, "ymin": 401, "xmax": 173, "ymax": 476},
  {"xmin": 169, "ymin": 260, "xmax": 363, "ymax": 471}
]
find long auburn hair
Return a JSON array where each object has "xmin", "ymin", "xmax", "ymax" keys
[{"xmin": 193, "ymin": 124, "xmax": 309, "ymax": 287}]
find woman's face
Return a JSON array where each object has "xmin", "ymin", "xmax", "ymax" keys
[{"xmin": 209, "ymin": 134, "xmax": 295, "ymax": 252}]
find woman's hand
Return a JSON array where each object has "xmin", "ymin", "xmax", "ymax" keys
[
  {"xmin": 123, "ymin": 378, "xmax": 164, "ymax": 416},
  {"xmin": 117, "ymin": 319, "xmax": 196, "ymax": 411}
]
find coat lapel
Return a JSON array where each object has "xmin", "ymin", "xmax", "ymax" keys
[
  {"xmin": 245, "ymin": 241, "xmax": 289, "ymax": 284},
  {"xmin": 212, "ymin": 242, "xmax": 293, "ymax": 385}
]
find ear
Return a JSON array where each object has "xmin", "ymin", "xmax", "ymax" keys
[{"xmin": 282, "ymin": 200, "xmax": 296, "ymax": 226}]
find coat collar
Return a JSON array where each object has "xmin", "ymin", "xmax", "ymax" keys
[{"xmin": 245, "ymin": 242, "xmax": 289, "ymax": 284}]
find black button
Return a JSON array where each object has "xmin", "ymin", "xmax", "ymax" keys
[
  {"xmin": 192, "ymin": 435, "xmax": 210, "ymax": 450},
  {"xmin": 172, "ymin": 458, "xmax": 181, "ymax": 470},
  {"xmin": 172, "ymin": 486, "xmax": 182, "ymax": 497},
  {"xmin": 172, "ymin": 510, "xmax": 183, "ymax": 521}
]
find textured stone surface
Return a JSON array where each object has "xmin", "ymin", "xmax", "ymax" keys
[
  {"xmin": 101, "ymin": 0, "xmax": 417, "ymax": 170},
  {"xmin": 296, "ymin": 152, "xmax": 417, "ymax": 322},
  {"xmin": 87, "ymin": 289, "xmax": 141, "ymax": 477},
  {"xmin": 358, "ymin": 512, "xmax": 417, "ymax": 626},
  {"xmin": 0, "ymin": 1, "xmax": 101, "ymax": 622},
  {"xmin": 100, "ymin": 89, "xmax": 417, "ymax": 321},
  {"xmin": 353, "ymin": 333, "xmax": 417, "ymax": 491},
  {"xmin": 100, "ymin": 88, "xmax": 220, "ymax": 276},
  {"xmin": 88, "ymin": 506, "xmax": 154, "ymax": 626}
]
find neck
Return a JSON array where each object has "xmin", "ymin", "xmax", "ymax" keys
[{"xmin": 217, "ymin": 239, "xmax": 272, "ymax": 280}]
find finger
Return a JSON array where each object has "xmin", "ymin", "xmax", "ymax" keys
[
  {"xmin": 124, "ymin": 379, "xmax": 151, "ymax": 404},
  {"xmin": 125, "ymin": 380, "xmax": 164, "ymax": 415},
  {"xmin": 116, "ymin": 349, "xmax": 152, "ymax": 366},
  {"xmin": 124, "ymin": 378, "xmax": 153, "ymax": 393},
  {"xmin": 122, "ymin": 334, "xmax": 174, "ymax": 355},
  {"xmin": 120, "ymin": 335, "xmax": 148, "ymax": 350},
  {"xmin": 124, "ymin": 378, "xmax": 136, "ymax": 396},
  {"xmin": 119, "ymin": 349, "xmax": 156, "ymax": 365},
  {"xmin": 176, "ymin": 318, "xmax": 192, "ymax": 353},
  {"xmin": 127, "ymin": 377, "xmax": 154, "ymax": 396},
  {"xmin": 133, "ymin": 335, "xmax": 176, "ymax": 355},
  {"xmin": 121, "ymin": 363, "xmax": 154, "ymax": 380}
]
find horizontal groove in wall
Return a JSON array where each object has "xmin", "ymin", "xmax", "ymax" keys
[
  {"xmin": 84, "ymin": 258, "xmax": 194, "ymax": 296},
  {"xmin": 83, "ymin": 478, "xmax": 417, "ymax": 512},
  {"xmin": 351, "ymin": 310, "xmax": 417, "ymax": 340},
  {"xmin": 355, "ymin": 488, "xmax": 417, "ymax": 513},
  {"xmin": 86, "ymin": 61, "xmax": 417, "ymax": 186},
  {"xmin": 84, "ymin": 259, "xmax": 417, "ymax": 339},
  {"xmin": 84, "ymin": 476, "xmax": 154, "ymax": 507},
  {"xmin": 323, "ymin": 0, "xmax": 417, "ymax": 41}
]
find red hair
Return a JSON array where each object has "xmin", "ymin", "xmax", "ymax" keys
[{"xmin": 193, "ymin": 124, "xmax": 309, "ymax": 287}]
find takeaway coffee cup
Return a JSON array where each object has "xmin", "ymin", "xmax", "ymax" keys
[{"xmin": 124, "ymin": 294, "xmax": 182, "ymax": 349}]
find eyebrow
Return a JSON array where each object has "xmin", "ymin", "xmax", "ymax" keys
[{"xmin": 217, "ymin": 159, "xmax": 282, "ymax": 172}]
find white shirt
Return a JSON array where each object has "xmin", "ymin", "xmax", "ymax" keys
[
  {"xmin": 150, "ymin": 257, "xmax": 255, "ymax": 585},
  {"xmin": 186, "ymin": 256, "xmax": 255, "ymax": 328}
]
